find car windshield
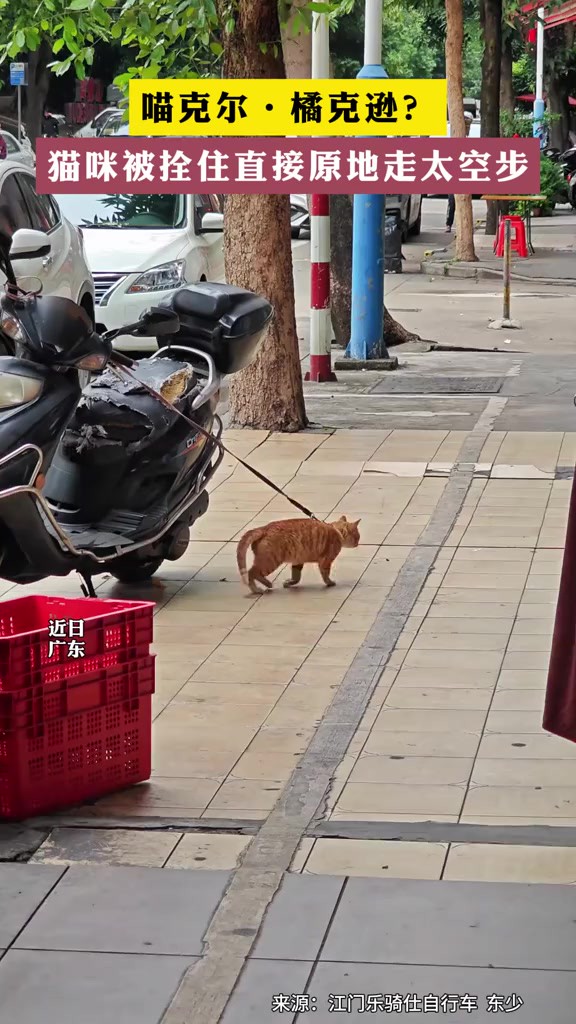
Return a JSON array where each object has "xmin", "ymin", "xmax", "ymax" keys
[{"xmin": 56, "ymin": 193, "xmax": 186, "ymax": 229}]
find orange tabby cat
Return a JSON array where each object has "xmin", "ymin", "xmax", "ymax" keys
[{"xmin": 236, "ymin": 515, "xmax": 361, "ymax": 595}]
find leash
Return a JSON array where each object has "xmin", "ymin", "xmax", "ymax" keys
[{"xmin": 108, "ymin": 363, "xmax": 318, "ymax": 520}]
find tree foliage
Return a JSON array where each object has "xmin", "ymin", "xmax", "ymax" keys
[{"xmin": 331, "ymin": 0, "xmax": 483, "ymax": 93}]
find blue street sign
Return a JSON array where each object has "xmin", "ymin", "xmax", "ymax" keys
[{"xmin": 9, "ymin": 63, "xmax": 27, "ymax": 87}]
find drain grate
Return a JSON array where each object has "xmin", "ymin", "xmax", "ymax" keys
[{"xmin": 371, "ymin": 376, "xmax": 504, "ymax": 395}]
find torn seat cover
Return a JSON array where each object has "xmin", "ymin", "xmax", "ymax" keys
[{"xmin": 66, "ymin": 358, "xmax": 198, "ymax": 453}]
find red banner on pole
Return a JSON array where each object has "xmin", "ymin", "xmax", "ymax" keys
[{"xmin": 36, "ymin": 137, "xmax": 541, "ymax": 196}]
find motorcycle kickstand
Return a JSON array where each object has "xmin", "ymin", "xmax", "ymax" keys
[{"xmin": 78, "ymin": 572, "xmax": 97, "ymax": 598}]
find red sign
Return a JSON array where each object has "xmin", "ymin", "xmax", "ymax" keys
[{"xmin": 36, "ymin": 137, "xmax": 540, "ymax": 196}]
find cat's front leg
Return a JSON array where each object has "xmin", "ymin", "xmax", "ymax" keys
[{"xmin": 318, "ymin": 559, "xmax": 336, "ymax": 587}]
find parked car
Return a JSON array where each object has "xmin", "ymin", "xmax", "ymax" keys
[
  {"xmin": 290, "ymin": 192, "xmax": 422, "ymax": 241},
  {"xmin": 386, "ymin": 194, "xmax": 422, "ymax": 239},
  {"xmin": 1, "ymin": 130, "xmax": 35, "ymax": 168},
  {"xmin": 425, "ymin": 118, "xmax": 482, "ymax": 198},
  {"xmin": 0, "ymin": 165, "xmax": 95, "ymax": 322},
  {"xmin": 290, "ymin": 194, "xmax": 310, "ymax": 238},
  {"xmin": 56, "ymin": 191, "xmax": 225, "ymax": 351},
  {"xmin": 99, "ymin": 111, "xmax": 126, "ymax": 136},
  {"xmin": 74, "ymin": 107, "xmax": 121, "ymax": 138}
]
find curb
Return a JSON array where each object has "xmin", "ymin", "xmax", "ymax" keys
[
  {"xmin": 420, "ymin": 260, "xmax": 576, "ymax": 286},
  {"xmin": 333, "ymin": 357, "xmax": 399, "ymax": 371}
]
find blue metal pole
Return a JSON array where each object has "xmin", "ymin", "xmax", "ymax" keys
[
  {"xmin": 533, "ymin": 7, "xmax": 545, "ymax": 146},
  {"xmin": 347, "ymin": 3, "xmax": 388, "ymax": 360}
]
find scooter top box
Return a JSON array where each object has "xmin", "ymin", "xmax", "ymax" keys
[{"xmin": 0, "ymin": 595, "xmax": 154, "ymax": 691}]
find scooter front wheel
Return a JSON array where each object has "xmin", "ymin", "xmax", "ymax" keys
[{"xmin": 110, "ymin": 555, "xmax": 164, "ymax": 584}]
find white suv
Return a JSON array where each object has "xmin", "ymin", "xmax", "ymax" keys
[
  {"xmin": 0, "ymin": 165, "xmax": 95, "ymax": 319},
  {"xmin": 57, "ymin": 191, "xmax": 225, "ymax": 351}
]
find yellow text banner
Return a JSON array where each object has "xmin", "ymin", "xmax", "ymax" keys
[{"xmin": 129, "ymin": 79, "xmax": 447, "ymax": 137}]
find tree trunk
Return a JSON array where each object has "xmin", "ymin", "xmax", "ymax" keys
[
  {"xmin": 547, "ymin": 75, "xmax": 569, "ymax": 151},
  {"xmin": 330, "ymin": 194, "xmax": 353, "ymax": 347},
  {"xmin": 280, "ymin": 0, "xmax": 312, "ymax": 78},
  {"xmin": 445, "ymin": 0, "xmax": 477, "ymax": 262},
  {"xmin": 26, "ymin": 40, "xmax": 52, "ymax": 149},
  {"xmin": 384, "ymin": 307, "xmax": 426, "ymax": 347},
  {"xmin": 500, "ymin": 33, "xmax": 514, "ymax": 120},
  {"xmin": 217, "ymin": 0, "xmax": 306, "ymax": 431},
  {"xmin": 480, "ymin": 0, "xmax": 502, "ymax": 235},
  {"xmin": 330, "ymin": 193, "xmax": 425, "ymax": 347}
]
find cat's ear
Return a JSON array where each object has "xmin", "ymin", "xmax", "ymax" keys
[
  {"xmin": 339, "ymin": 515, "xmax": 348, "ymax": 523},
  {"xmin": 354, "ymin": 519, "xmax": 361, "ymax": 527}
]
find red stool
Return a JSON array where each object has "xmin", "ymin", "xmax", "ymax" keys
[{"xmin": 494, "ymin": 215, "xmax": 528, "ymax": 258}]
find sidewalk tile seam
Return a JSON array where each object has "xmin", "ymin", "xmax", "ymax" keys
[{"xmin": 160, "ymin": 421, "xmax": 492, "ymax": 1023}]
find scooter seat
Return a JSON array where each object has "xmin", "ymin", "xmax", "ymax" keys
[{"xmin": 67, "ymin": 358, "xmax": 200, "ymax": 451}]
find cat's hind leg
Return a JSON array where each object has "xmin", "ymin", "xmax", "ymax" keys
[
  {"xmin": 283, "ymin": 564, "xmax": 304, "ymax": 589},
  {"xmin": 247, "ymin": 567, "xmax": 266, "ymax": 595},
  {"xmin": 257, "ymin": 574, "xmax": 273, "ymax": 589},
  {"xmin": 318, "ymin": 559, "xmax": 336, "ymax": 587}
]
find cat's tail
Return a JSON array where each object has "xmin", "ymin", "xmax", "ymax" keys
[{"xmin": 236, "ymin": 527, "xmax": 266, "ymax": 586}]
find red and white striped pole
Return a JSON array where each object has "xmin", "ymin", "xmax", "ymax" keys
[
  {"xmin": 305, "ymin": 12, "xmax": 336, "ymax": 383},
  {"xmin": 306, "ymin": 194, "xmax": 335, "ymax": 382}
]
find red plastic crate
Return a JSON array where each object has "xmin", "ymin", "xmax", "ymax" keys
[
  {"xmin": 0, "ymin": 655, "xmax": 156, "ymax": 732},
  {"xmin": 0, "ymin": 695, "xmax": 153, "ymax": 820},
  {"xmin": 0, "ymin": 596, "xmax": 154, "ymax": 691}
]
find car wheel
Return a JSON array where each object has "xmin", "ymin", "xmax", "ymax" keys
[{"xmin": 409, "ymin": 204, "xmax": 422, "ymax": 237}]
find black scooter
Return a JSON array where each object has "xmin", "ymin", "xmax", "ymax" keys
[{"xmin": 0, "ymin": 228, "xmax": 272, "ymax": 593}]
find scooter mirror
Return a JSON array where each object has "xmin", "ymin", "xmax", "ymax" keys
[
  {"xmin": 136, "ymin": 307, "xmax": 180, "ymax": 337},
  {"xmin": 10, "ymin": 229, "xmax": 51, "ymax": 261}
]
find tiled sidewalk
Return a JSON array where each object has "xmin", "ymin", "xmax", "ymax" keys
[
  {"xmin": 7, "ymin": 426, "xmax": 576, "ymax": 1024},
  {"xmin": 4, "ymin": 428, "xmax": 570, "ymax": 830},
  {"xmin": 3, "ymin": 862, "xmax": 576, "ymax": 1023}
]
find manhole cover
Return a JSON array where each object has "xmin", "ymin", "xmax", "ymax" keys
[{"xmin": 372, "ymin": 376, "xmax": 504, "ymax": 395}]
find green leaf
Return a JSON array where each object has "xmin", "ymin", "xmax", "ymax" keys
[
  {"xmin": 225, "ymin": 16, "xmax": 234, "ymax": 33},
  {"xmin": 259, "ymin": 41, "xmax": 267, "ymax": 53},
  {"xmin": 68, "ymin": 0, "xmax": 90, "ymax": 8},
  {"xmin": 40, "ymin": 19, "xmax": 49, "ymax": 30},
  {"xmin": 209, "ymin": 40, "xmax": 222, "ymax": 55},
  {"xmin": 139, "ymin": 11, "xmax": 151, "ymax": 31},
  {"xmin": 63, "ymin": 16, "xmax": 77, "ymax": 34},
  {"xmin": 14, "ymin": 28, "xmax": 25, "ymax": 47},
  {"xmin": 52, "ymin": 38, "xmax": 65, "ymax": 53}
]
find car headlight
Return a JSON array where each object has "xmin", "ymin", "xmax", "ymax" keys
[{"xmin": 127, "ymin": 260, "xmax": 186, "ymax": 294}]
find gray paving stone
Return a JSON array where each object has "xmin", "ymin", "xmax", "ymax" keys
[
  {"xmin": 0, "ymin": 949, "xmax": 195, "ymax": 1024},
  {"xmin": 222, "ymin": 959, "xmax": 311, "ymax": 1023},
  {"xmin": 0, "ymin": 864, "xmax": 64, "ymax": 947},
  {"xmin": 321, "ymin": 878, "xmax": 576, "ymax": 970},
  {"xmin": 251, "ymin": 874, "xmax": 344, "ymax": 961},
  {"xmin": 307, "ymin": 962, "xmax": 576, "ymax": 1022},
  {"xmin": 15, "ymin": 865, "xmax": 230, "ymax": 955}
]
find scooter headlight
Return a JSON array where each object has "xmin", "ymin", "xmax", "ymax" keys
[
  {"xmin": 0, "ymin": 372, "xmax": 43, "ymax": 408},
  {"xmin": 0, "ymin": 312, "xmax": 30, "ymax": 345}
]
